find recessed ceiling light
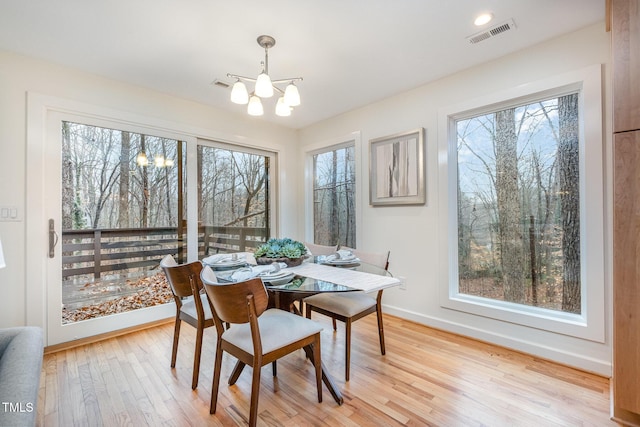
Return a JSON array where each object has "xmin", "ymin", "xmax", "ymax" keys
[{"xmin": 474, "ymin": 13, "xmax": 494, "ymax": 26}]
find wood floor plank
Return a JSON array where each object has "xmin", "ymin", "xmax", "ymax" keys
[{"xmin": 38, "ymin": 313, "xmax": 615, "ymax": 426}]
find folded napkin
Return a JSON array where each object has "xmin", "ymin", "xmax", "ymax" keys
[
  {"xmin": 203, "ymin": 253, "xmax": 246, "ymax": 264},
  {"xmin": 331, "ymin": 249, "xmax": 356, "ymax": 261},
  {"xmin": 231, "ymin": 263, "xmax": 287, "ymax": 282}
]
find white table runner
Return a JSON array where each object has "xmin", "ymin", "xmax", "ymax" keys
[{"xmin": 289, "ymin": 262, "xmax": 400, "ymax": 293}]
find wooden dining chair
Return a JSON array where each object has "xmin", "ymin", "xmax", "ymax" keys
[
  {"xmin": 200, "ymin": 266, "xmax": 323, "ymax": 427},
  {"xmin": 304, "ymin": 248, "xmax": 390, "ymax": 381},
  {"xmin": 160, "ymin": 255, "xmax": 214, "ymax": 390},
  {"xmin": 304, "ymin": 241, "xmax": 338, "ymax": 256}
]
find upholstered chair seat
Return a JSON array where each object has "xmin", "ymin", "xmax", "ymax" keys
[{"xmin": 304, "ymin": 248, "xmax": 390, "ymax": 381}]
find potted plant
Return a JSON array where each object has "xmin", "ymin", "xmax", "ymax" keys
[{"xmin": 254, "ymin": 238, "xmax": 308, "ymax": 267}]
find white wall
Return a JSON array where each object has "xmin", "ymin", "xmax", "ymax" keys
[
  {"xmin": 297, "ymin": 23, "xmax": 612, "ymax": 375},
  {"xmin": 0, "ymin": 50, "xmax": 299, "ymax": 329},
  {"xmin": 0, "ymin": 22, "xmax": 614, "ymax": 375}
]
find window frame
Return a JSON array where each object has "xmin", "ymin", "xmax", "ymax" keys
[
  {"xmin": 437, "ymin": 64, "xmax": 605, "ymax": 342},
  {"xmin": 194, "ymin": 137, "xmax": 278, "ymax": 250},
  {"xmin": 304, "ymin": 133, "xmax": 361, "ymax": 246}
]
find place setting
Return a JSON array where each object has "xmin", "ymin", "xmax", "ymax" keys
[
  {"xmin": 202, "ymin": 253, "xmax": 249, "ymax": 270},
  {"xmin": 320, "ymin": 249, "xmax": 361, "ymax": 267},
  {"xmin": 216, "ymin": 261, "xmax": 296, "ymax": 286}
]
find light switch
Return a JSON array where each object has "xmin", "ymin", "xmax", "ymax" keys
[{"xmin": 0, "ymin": 206, "xmax": 21, "ymax": 222}]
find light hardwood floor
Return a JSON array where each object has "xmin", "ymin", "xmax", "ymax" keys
[{"xmin": 38, "ymin": 314, "xmax": 615, "ymax": 426}]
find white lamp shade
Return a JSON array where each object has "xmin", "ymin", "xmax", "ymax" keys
[
  {"xmin": 284, "ymin": 82, "xmax": 300, "ymax": 106},
  {"xmin": 230, "ymin": 80, "xmax": 249, "ymax": 104},
  {"xmin": 275, "ymin": 96, "xmax": 292, "ymax": 116},
  {"xmin": 254, "ymin": 72, "xmax": 274, "ymax": 98},
  {"xmin": 247, "ymin": 95, "xmax": 264, "ymax": 116},
  {"xmin": 0, "ymin": 238, "xmax": 5, "ymax": 269}
]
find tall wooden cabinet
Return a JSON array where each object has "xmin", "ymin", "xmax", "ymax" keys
[
  {"xmin": 612, "ymin": 0, "xmax": 640, "ymax": 133},
  {"xmin": 612, "ymin": 0, "xmax": 640, "ymax": 425}
]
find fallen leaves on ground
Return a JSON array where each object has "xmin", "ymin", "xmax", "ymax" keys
[{"xmin": 62, "ymin": 273, "xmax": 173, "ymax": 324}]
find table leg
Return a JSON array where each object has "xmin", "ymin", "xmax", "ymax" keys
[
  {"xmin": 228, "ymin": 360, "xmax": 246, "ymax": 385},
  {"xmin": 268, "ymin": 290, "xmax": 343, "ymax": 405},
  {"xmin": 304, "ymin": 343, "xmax": 343, "ymax": 405}
]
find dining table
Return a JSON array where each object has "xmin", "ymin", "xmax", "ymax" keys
[{"xmin": 206, "ymin": 254, "xmax": 401, "ymax": 405}]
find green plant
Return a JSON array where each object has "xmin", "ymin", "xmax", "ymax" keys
[{"xmin": 254, "ymin": 237, "xmax": 307, "ymax": 259}]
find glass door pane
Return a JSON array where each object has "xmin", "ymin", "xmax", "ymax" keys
[
  {"xmin": 61, "ymin": 121, "xmax": 186, "ymax": 323},
  {"xmin": 197, "ymin": 142, "xmax": 271, "ymax": 256}
]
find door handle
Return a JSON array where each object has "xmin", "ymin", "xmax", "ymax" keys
[{"xmin": 48, "ymin": 219, "xmax": 58, "ymax": 258}]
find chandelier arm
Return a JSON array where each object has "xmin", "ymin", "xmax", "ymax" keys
[
  {"xmin": 227, "ymin": 73, "xmax": 257, "ymax": 83},
  {"xmin": 270, "ymin": 77, "xmax": 303, "ymax": 84}
]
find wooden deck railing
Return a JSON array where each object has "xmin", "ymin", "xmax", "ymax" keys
[{"xmin": 61, "ymin": 225, "xmax": 269, "ymax": 279}]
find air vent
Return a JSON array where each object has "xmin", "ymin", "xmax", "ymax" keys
[
  {"xmin": 211, "ymin": 79, "xmax": 230, "ymax": 89},
  {"xmin": 467, "ymin": 19, "xmax": 517, "ymax": 44}
]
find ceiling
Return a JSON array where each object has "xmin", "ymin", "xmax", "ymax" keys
[{"xmin": 0, "ymin": 1, "xmax": 605, "ymax": 129}]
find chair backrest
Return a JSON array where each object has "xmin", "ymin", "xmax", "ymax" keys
[
  {"xmin": 201, "ymin": 266, "xmax": 268, "ymax": 325},
  {"xmin": 339, "ymin": 247, "xmax": 390, "ymax": 271},
  {"xmin": 305, "ymin": 242, "xmax": 338, "ymax": 256},
  {"xmin": 200, "ymin": 264, "xmax": 219, "ymax": 284},
  {"xmin": 160, "ymin": 255, "xmax": 204, "ymax": 298}
]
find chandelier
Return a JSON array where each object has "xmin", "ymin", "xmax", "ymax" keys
[{"xmin": 227, "ymin": 35, "xmax": 302, "ymax": 117}]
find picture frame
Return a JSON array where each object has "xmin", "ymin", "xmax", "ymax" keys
[{"xmin": 369, "ymin": 128, "xmax": 425, "ymax": 206}]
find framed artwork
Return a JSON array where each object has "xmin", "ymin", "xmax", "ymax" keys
[{"xmin": 369, "ymin": 128, "xmax": 425, "ymax": 206}]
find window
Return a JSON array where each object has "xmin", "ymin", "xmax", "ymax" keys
[
  {"xmin": 312, "ymin": 143, "xmax": 356, "ymax": 247},
  {"xmin": 456, "ymin": 94, "xmax": 580, "ymax": 313},
  {"xmin": 438, "ymin": 65, "xmax": 604, "ymax": 341},
  {"xmin": 197, "ymin": 140, "xmax": 273, "ymax": 255}
]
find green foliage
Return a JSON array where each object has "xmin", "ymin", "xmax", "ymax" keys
[{"xmin": 255, "ymin": 237, "xmax": 307, "ymax": 259}]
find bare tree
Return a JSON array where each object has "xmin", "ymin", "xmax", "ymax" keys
[
  {"xmin": 61, "ymin": 122, "xmax": 74, "ymax": 230},
  {"xmin": 558, "ymin": 93, "xmax": 581, "ymax": 313},
  {"xmin": 232, "ymin": 153, "xmax": 266, "ymax": 226},
  {"xmin": 140, "ymin": 134, "xmax": 149, "ymax": 227},
  {"xmin": 495, "ymin": 108, "xmax": 525, "ymax": 303},
  {"xmin": 118, "ymin": 131, "xmax": 131, "ymax": 227},
  {"xmin": 330, "ymin": 150, "xmax": 339, "ymax": 245}
]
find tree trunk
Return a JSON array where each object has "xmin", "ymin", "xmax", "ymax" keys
[
  {"xmin": 495, "ymin": 108, "xmax": 525, "ymax": 303},
  {"xmin": 313, "ymin": 155, "xmax": 323, "ymax": 244},
  {"xmin": 161, "ymin": 139, "xmax": 173, "ymax": 226},
  {"xmin": 457, "ymin": 166, "xmax": 471, "ymax": 278},
  {"xmin": 61, "ymin": 122, "xmax": 74, "ymax": 230},
  {"xmin": 118, "ymin": 131, "xmax": 130, "ymax": 227},
  {"xmin": 330, "ymin": 150, "xmax": 339, "ymax": 245},
  {"xmin": 344, "ymin": 147, "xmax": 353, "ymax": 248},
  {"xmin": 558, "ymin": 93, "xmax": 581, "ymax": 313},
  {"xmin": 140, "ymin": 135, "xmax": 149, "ymax": 228},
  {"xmin": 529, "ymin": 215, "xmax": 538, "ymax": 305}
]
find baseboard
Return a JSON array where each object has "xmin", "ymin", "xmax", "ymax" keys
[
  {"xmin": 44, "ymin": 317, "xmax": 173, "ymax": 354},
  {"xmin": 382, "ymin": 304, "xmax": 611, "ymax": 377},
  {"xmin": 612, "ymin": 406, "xmax": 640, "ymax": 427}
]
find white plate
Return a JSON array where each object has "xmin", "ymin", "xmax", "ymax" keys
[
  {"xmin": 207, "ymin": 258, "xmax": 246, "ymax": 268},
  {"xmin": 259, "ymin": 270, "xmax": 291, "ymax": 280},
  {"xmin": 324, "ymin": 257, "xmax": 360, "ymax": 265},
  {"xmin": 261, "ymin": 271, "xmax": 295, "ymax": 285}
]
